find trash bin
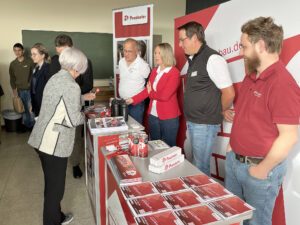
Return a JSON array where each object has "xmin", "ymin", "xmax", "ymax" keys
[{"xmin": 2, "ymin": 110, "xmax": 22, "ymax": 132}]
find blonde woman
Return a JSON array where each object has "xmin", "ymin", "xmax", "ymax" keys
[
  {"xmin": 30, "ymin": 43, "xmax": 50, "ymax": 117},
  {"xmin": 127, "ymin": 43, "xmax": 181, "ymax": 146}
]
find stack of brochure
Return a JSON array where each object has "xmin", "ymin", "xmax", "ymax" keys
[
  {"xmin": 109, "ymin": 154, "xmax": 142, "ymax": 185},
  {"xmin": 120, "ymin": 174, "xmax": 255, "ymax": 225},
  {"xmin": 149, "ymin": 146, "xmax": 184, "ymax": 174},
  {"xmin": 88, "ymin": 116, "xmax": 128, "ymax": 134}
]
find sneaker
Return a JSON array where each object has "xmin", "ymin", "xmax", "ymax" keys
[
  {"xmin": 61, "ymin": 213, "xmax": 74, "ymax": 225},
  {"xmin": 73, "ymin": 165, "xmax": 83, "ymax": 178}
]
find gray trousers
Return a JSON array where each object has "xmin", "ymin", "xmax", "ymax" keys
[{"xmin": 70, "ymin": 125, "xmax": 84, "ymax": 166}]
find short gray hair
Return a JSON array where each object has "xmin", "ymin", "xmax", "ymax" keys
[{"xmin": 59, "ymin": 47, "xmax": 87, "ymax": 74}]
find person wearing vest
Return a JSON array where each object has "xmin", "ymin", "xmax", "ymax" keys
[{"xmin": 178, "ymin": 21, "xmax": 235, "ymax": 176}]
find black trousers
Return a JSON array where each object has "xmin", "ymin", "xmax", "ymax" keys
[{"xmin": 36, "ymin": 149, "xmax": 67, "ymax": 225}]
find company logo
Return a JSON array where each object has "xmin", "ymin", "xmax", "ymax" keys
[
  {"xmin": 123, "ymin": 14, "xmax": 146, "ymax": 22},
  {"xmin": 253, "ymin": 90, "xmax": 262, "ymax": 98},
  {"xmin": 122, "ymin": 6, "xmax": 148, "ymax": 26}
]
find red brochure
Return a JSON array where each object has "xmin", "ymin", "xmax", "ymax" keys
[
  {"xmin": 175, "ymin": 205, "xmax": 222, "ymax": 225},
  {"xmin": 121, "ymin": 182, "xmax": 158, "ymax": 199},
  {"xmin": 127, "ymin": 194, "xmax": 172, "ymax": 216},
  {"xmin": 152, "ymin": 178, "xmax": 188, "ymax": 193},
  {"xmin": 163, "ymin": 190, "xmax": 202, "ymax": 209},
  {"xmin": 180, "ymin": 174, "xmax": 215, "ymax": 187},
  {"xmin": 192, "ymin": 182, "xmax": 232, "ymax": 202},
  {"xmin": 135, "ymin": 211, "xmax": 183, "ymax": 225},
  {"xmin": 209, "ymin": 196, "xmax": 254, "ymax": 219}
]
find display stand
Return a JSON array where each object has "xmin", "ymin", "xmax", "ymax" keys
[{"xmin": 85, "ymin": 116, "xmax": 144, "ymax": 225}]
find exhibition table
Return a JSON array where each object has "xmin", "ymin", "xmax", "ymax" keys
[{"xmin": 85, "ymin": 116, "xmax": 253, "ymax": 225}]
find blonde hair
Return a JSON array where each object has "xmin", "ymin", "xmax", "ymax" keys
[
  {"xmin": 156, "ymin": 43, "xmax": 176, "ymax": 67},
  {"xmin": 31, "ymin": 43, "xmax": 50, "ymax": 62}
]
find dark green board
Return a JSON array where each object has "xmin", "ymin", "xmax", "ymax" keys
[{"xmin": 22, "ymin": 30, "xmax": 113, "ymax": 79}]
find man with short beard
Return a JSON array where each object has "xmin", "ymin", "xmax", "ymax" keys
[{"xmin": 225, "ymin": 17, "xmax": 299, "ymax": 225}]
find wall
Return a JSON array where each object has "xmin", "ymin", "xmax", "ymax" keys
[{"xmin": 0, "ymin": 0, "xmax": 185, "ymax": 113}]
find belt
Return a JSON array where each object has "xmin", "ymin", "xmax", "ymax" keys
[{"xmin": 235, "ymin": 153, "xmax": 264, "ymax": 165}]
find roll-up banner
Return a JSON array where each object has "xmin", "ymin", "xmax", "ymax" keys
[
  {"xmin": 174, "ymin": 0, "xmax": 300, "ymax": 225},
  {"xmin": 112, "ymin": 4, "xmax": 153, "ymax": 97}
]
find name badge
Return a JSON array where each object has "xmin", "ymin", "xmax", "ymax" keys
[{"xmin": 191, "ymin": 71, "xmax": 197, "ymax": 77}]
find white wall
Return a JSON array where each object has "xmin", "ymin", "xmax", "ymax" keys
[{"xmin": 0, "ymin": 0, "xmax": 185, "ymax": 113}]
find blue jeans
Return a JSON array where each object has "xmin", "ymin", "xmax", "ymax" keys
[
  {"xmin": 225, "ymin": 151, "xmax": 287, "ymax": 225},
  {"xmin": 18, "ymin": 90, "xmax": 35, "ymax": 128},
  {"xmin": 128, "ymin": 101, "xmax": 144, "ymax": 125},
  {"xmin": 148, "ymin": 115, "xmax": 179, "ymax": 147},
  {"xmin": 186, "ymin": 122, "xmax": 220, "ymax": 176}
]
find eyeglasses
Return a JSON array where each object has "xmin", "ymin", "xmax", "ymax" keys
[
  {"xmin": 123, "ymin": 49, "xmax": 134, "ymax": 54},
  {"xmin": 179, "ymin": 37, "xmax": 189, "ymax": 43}
]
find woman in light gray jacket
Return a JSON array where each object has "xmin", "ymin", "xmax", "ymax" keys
[{"xmin": 28, "ymin": 47, "xmax": 95, "ymax": 225}]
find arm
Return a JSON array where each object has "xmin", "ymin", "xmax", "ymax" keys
[
  {"xmin": 9, "ymin": 64, "xmax": 17, "ymax": 96},
  {"xmin": 207, "ymin": 55, "xmax": 235, "ymax": 122},
  {"xmin": 249, "ymin": 124, "xmax": 299, "ymax": 179},
  {"xmin": 221, "ymin": 86, "xmax": 235, "ymax": 122},
  {"xmin": 149, "ymin": 68, "xmax": 180, "ymax": 102},
  {"xmin": 131, "ymin": 88, "xmax": 149, "ymax": 105},
  {"xmin": 63, "ymin": 84, "xmax": 85, "ymax": 127}
]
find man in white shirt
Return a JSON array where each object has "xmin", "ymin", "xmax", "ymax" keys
[{"xmin": 118, "ymin": 38, "xmax": 150, "ymax": 124}]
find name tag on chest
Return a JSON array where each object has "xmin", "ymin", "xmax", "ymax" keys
[{"xmin": 191, "ymin": 71, "xmax": 198, "ymax": 77}]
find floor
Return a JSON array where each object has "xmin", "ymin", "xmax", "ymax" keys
[{"xmin": 0, "ymin": 129, "xmax": 96, "ymax": 225}]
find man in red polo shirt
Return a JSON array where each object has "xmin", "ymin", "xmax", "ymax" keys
[{"xmin": 225, "ymin": 17, "xmax": 299, "ymax": 225}]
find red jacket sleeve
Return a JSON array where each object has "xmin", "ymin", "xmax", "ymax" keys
[
  {"xmin": 131, "ymin": 68, "xmax": 156, "ymax": 105},
  {"xmin": 131, "ymin": 88, "xmax": 149, "ymax": 105},
  {"xmin": 149, "ymin": 67, "xmax": 180, "ymax": 102}
]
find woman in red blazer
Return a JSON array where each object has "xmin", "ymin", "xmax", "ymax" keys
[{"xmin": 126, "ymin": 43, "xmax": 181, "ymax": 146}]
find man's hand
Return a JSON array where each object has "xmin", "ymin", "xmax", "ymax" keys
[
  {"xmin": 248, "ymin": 164, "xmax": 269, "ymax": 180},
  {"xmin": 126, "ymin": 98, "xmax": 133, "ymax": 105},
  {"xmin": 222, "ymin": 109, "xmax": 235, "ymax": 122},
  {"xmin": 83, "ymin": 93, "xmax": 96, "ymax": 101}
]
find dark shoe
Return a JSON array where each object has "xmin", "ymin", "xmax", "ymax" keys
[
  {"xmin": 73, "ymin": 165, "xmax": 83, "ymax": 178},
  {"xmin": 61, "ymin": 213, "xmax": 74, "ymax": 225},
  {"xmin": 17, "ymin": 125, "xmax": 27, "ymax": 133}
]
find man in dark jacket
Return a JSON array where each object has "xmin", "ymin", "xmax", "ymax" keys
[{"xmin": 49, "ymin": 34, "xmax": 94, "ymax": 178}]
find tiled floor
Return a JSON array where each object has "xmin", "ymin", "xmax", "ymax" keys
[{"xmin": 0, "ymin": 129, "xmax": 96, "ymax": 225}]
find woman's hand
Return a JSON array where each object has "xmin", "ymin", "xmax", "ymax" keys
[
  {"xmin": 147, "ymin": 82, "xmax": 152, "ymax": 93},
  {"xmin": 83, "ymin": 92, "xmax": 96, "ymax": 101},
  {"xmin": 126, "ymin": 98, "xmax": 133, "ymax": 105}
]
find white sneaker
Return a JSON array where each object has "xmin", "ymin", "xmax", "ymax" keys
[{"xmin": 61, "ymin": 213, "xmax": 74, "ymax": 225}]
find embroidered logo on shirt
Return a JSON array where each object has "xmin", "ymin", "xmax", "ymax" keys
[{"xmin": 253, "ymin": 90, "xmax": 262, "ymax": 97}]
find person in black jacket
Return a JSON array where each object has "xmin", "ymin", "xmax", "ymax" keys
[
  {"xmin": 30, "ymin": 43, "xmax": 50, "ymax": 118},
  {"xmin": 49, "ymin": 34, "xmax": 94, "ymax": 178}
]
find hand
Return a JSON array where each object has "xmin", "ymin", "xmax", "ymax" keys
[
  {"xmin": 222, "ymin": 109, "xmax": 235, "ymax": 122},
  {"xmin": 248, "ymin": 165, "xmax": 269, "ymax": 180},
  {"xmin": 147, "ymin": 82, "xmax": 152, "ymax": 93},
  {"xmin": 126, "ymin": 98, "xmax": 133, "ymax": 105},
  {"xmin": 13, "ymin": 89, "xmax": 18, "ymax": 97},
  {"xmin": 83, "ymin": 92, "xmax": 96, "ymax": 101}
]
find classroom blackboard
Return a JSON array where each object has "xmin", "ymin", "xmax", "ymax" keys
[{"xmin": 22, "ymin": 30, "xmax": 113, "ymax": 79}]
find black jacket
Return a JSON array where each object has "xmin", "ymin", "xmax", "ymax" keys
[{"xmin": 30, "ymin": 62, "xmax": 50, "ymax": 116}]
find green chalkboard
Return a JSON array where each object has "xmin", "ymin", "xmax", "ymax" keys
[{"xmin": 22, "ymin": 30, "xmax": 113, "ymax": 79}]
